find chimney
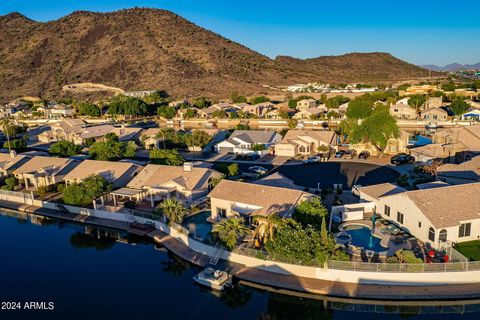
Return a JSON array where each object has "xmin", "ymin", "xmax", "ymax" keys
[
  {"xmin": 9, "ymin": 150, "xmax": 17, "ymax": 158},
  {"xmin": 183, "ymin": 162, "xmax": 193, "ymax": 172}
]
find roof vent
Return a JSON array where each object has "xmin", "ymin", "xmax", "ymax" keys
[{"xmin": 183, "ymin": 162, "xmax": 193, "ymax": 172}]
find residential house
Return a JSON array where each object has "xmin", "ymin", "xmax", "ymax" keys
[
  {"xmin": 349, "ymin": 130, "xmax": 410, "ymax": 156},
  {"xmin": 141, "ymin": 128, "xmax": 164, "ymax": 150},
  {"xmin": 436, "ymin": 156, "xmax": 480, "ymax": 185},
  {"xmin": 72, "ymin": 124, "xmax": 115, "ymax": 145},
  {"xmin": 38, "ymin": 119, "xmax": 86, "ymax": 143},
  {"xmin": 108, "ymin": 126, "xmax": 143, "ymax": 142},
  {"xmin": 399, "ymin": 85, "xmax": 438, "ymax": 96},
  {"xmin": 389, "ymin": 103, "xmax": 418, "ymax": 120},
  {"xmin": 357, "ymin": 182, "xmax": 480, "ymax": 249},
  {"xmin": 123, "ymin": 90, "xmax": 156, "ymax": 98},
  {"xmin": 0, "ymin": 151, "xmax": 31, "ymax": 177},
  {"xmin": 274, "ymin": 130, "xmax": 338, "ymax": 157},
  {"xmin": 13, "ymin": 156, "xmax": 78, "ymax": 190},
  {"xmin": 0, "ymin": 106, "xmax": 13, "ymax": 119},
  {"xmin": 421, "ymin": 107, "xmax": 448, "ymax": 122},
  {"xmin": 425, "ymin": 97, "xmax": 443, "ymax": 109},
  {"xmin": 64, "ymin": 160, "xmax": 141, "ymax": 189},
  {"xmin": 176, "ymin": 107, "xmax": 200, "ymax": 119},
  {"xmin": 296, "ymin": 99, "xmax": 317, "ymax": 110},
  {"xmin": 168, "ymin": 99, "xmax": 189, "ymax": 108},
  {"xmin": 460, "ymin": 108, "xmax": 480, "ymax": 121},
  {"xmin": 215, "ymin": 130, "xmax": 282, "ymax": 155},
  {"xmin": 410, "ymin": 125, "xmax": 480, "ymax": 163},
  {"xmin": 241, "ymin": 103, "xmax": 273, "ymax": 117},
  {"xmin": 209, "ymin": 180, "xmax": 312, "ymax": 222},
  {"xmin": 42, "ymin": 104, "xmax": 75, "ymax": 118},
  {"xmin": 293, "ymin": 107, "xmax": 327, "ymax": 120},
  {"xmin": 253, "ymin": 172, "xmax": 303, "ymax": 190},
  {"xmin": 108, "ymin": 162, "xmax": 221, "ymax": 207}
]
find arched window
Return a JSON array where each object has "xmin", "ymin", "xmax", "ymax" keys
[
  {"xmin": 439, "ymin": 229, "xmax": 447, "ymax": 243},
  {"xmin": 428, "ymin": 227, "xmax": 435, "ymax": 242}
]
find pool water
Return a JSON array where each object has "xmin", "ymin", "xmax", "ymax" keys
[
  {"xmin": 343, "ymin": 225, "xmax": 388, "ymax": 252},
  {"xmin": 183, "ymin": 210, "xmax": 213, "ymax": 241},
  {"xmin": 409, "ymin": 135, "xmax": 432, "ymax": 147}
]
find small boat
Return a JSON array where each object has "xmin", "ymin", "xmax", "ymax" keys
[{"xmin": 193, "ymin": 267, "xmax": 232, "ymax": 291}]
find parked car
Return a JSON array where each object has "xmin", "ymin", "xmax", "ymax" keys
[
  {"xmin": 248, "ymin": 166, "xmax": 268, "ymax": 174},
  {"xmin": 303, "ymin": 156, "xmax": 322, "ymax": 164},
  {"xmin": 345, "ymin": 150, "xmax": 357, "ymax": 159},
  {"xmin": 335, "ymin": 150, "xmax": 346, "ymax": 158},
  {"xmin": 391, "ymin": 153, "xmax": 415, "ymax": 165},
  {"xmin": 358, "ymin": 151, "xmax": 370, "ymax": 160}
]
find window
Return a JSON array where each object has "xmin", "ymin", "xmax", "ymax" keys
[
  {"xmin": 428, "ymin": 227, "xmax": 435, "ymax": 242},
  {"xmin": 397, "ymin": 211, "xmax": 404, "ymax": 224},
  {"xmin": 418, "ymin": 221, "xmax": 422, "ymax": 228},
  {"xmin": 384, "ymin": 205, "xmax": 391, "ymax": 217},
  {"xmin": 299, "ymin": 146, "xmax": 306, "ymax": 153},
  {"xmin": 459, "ymin": 223, "xmax": 471, "ymax": 238},
  {"xmin": 439, "ymin": 229, "xmax": 447, "ymax": 243},
  {"xmin": 216, "ymin": 208, "xmax": 227, "ymax": 218}
]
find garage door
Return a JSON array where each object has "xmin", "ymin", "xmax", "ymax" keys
[{"xmin": 218, "ymin": 146, "xmax": 234, "ymax": 153}]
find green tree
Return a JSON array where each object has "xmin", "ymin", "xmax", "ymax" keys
[
  {"xmin": 0, "ymin": 117, "xmax": 14, "ymax": 152},
  {"xmin": 346, "ymin": 98, "xmax": 373, "ymax": 119},
  {"xmin": 450, "ymin": 99, "xmax": 470, "ymax": 115},
  {"xmin": 49, "ymin": 141, "xmax": 82, "ymax": 157},
  {"xmin": 253, "ymin": 214, "xmax": 283, "ymax": 247},
  {"xmin": 3, "ymin": 139, "xmax": 26, "ymax": 151},
  {"xmin": 349, "ymin": 105, "xmax": 399, "ymax": 152},
  {"xmin": 192, "ymin": 97, "xmax": 211, "ymax": 109},
  {"xmin": 1, "ymin": 176, "xmax": 17, "ymax": 191},
  {"xmin": 108, "ymin": 96, "xmax": 147, "ymax": 116},
  {"xmin": 397, "ymin": 83, "xmax": 410, "ymax": 91},
  {"xmin": 292, "ymin": 197, "xmax": 328, "ymax": 229},
  {"xmin": 441, "ymin": 83, "xmax": 456, "ymax": 92},
  {"xmin": 76, "ymin": 102, "xmax": 102, "ymax": 117},
  {"xmin": 227, "ymin": 163, "xmax": 239, "ymax": 176},
  {"xmin": 211, "ymin": 110, "xmax": 228, "ymax": 119},
  {"xmin": 230, "ymin": 92, "xmax": 247, "ymax": 103},
  {"xmin": 408, "ymin": 94, "xmax": 426, "ymax": 111},
  {"xmin": 149, "ymin": 148, "xmax": 184, "ymax": 166},
  {"xmin": 325, "ymin": 95, "xmax": 350, "ymax": 109},
  {"xmin": 235, "ymin": 123, "xmax": 250, "ymax": 130},
  {"xmin": 249, "ymin": 96, "xmax": 270, "ymax": 104},
  {"xmin": 251, "ymin": 144, "xmax": 266, "ymax": 151},
  {"xmin": 184, "ymin": 108, "xmax": 197, "ymax": 119},
  {"xmin": 144, "ymin": 90, "xmax": 169, "ymax": 103},
  {"xmin": 89, "ymin": 140, "xmax": 124, "ymax": 161},
  {"xmin": 124, "ymin": 141, "xmax": 138, "ymax": 158},
  {"xmin": 157, "ymin": 105, "xmax": 177, "ymax": 119},
  {"xmin": 212, "ymin": 217, "xmax": 250, "ymax": 250},
  {"xmin": 63, "ymin": 174, "xmax": 112, "ymax": 206},
  {"xmin": 157, "ymin": 198, "xmax": 188, "ymax": 224},
  {"xmin": 188, "ymin": 130, "xmax": 212, "ymax": 148}
]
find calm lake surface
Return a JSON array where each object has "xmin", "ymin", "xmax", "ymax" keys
[{"xmin": 1, "ymin": 209, "xmax": 480, "ymax": 320}]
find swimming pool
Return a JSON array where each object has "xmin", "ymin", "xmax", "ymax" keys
[
  {"xmin": 343, "ymin": 225, "xmax": 388, "ymax": 252},
  {"xmin": 409, "ymin": 135, "xmax": 432, "ymax": 147},
  {"xmin": 182, "ymin": 210, "xmax": 213, "ymax": 241}
]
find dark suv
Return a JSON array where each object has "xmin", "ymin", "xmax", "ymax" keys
[{"xmin": 391, "ymin": 154, "xmax": 415, "ymax": 165}]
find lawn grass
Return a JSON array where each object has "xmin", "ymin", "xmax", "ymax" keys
[{"xmin": 454, "ymin": 240, "xmax": 480, "ymax": 261}]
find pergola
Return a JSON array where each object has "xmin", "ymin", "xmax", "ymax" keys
[{"xmin": 107, "ymin": 185, "xmax": 177, "ymax": 208}]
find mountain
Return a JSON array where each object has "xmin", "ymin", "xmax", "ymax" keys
[
  {"xmin": 422, "ymin": 63, "xmax": 480, "ymax": 72},
  {"xmin": 0, "ymin": 8, "xmax": 434, "ymax": 101}
]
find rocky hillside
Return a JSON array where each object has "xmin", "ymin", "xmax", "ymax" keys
[{"xmin": 0, "ymin": 8, "xmax": 434, "ymax": 101}]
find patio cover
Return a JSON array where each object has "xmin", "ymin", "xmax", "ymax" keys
[{"xmin": 110, "ymin": 187, "xmax": 144, "ymax": 197}]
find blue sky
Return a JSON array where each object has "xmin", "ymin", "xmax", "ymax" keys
[{"xmin": 1, "ymin": 0, "xmax": 479, "ymax": 65}]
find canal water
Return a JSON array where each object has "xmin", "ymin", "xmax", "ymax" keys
[{"xmin": 1, "ymin": 209, "xmax": 480, "ymax": 320}]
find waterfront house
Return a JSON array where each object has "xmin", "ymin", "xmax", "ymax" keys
[
  {"xmin": 296, "ymin": 99, "xmax": 317, "ymax": 110},
  {"xmin": 436, "ymin": 155, "xmax": 480, "ymax": 185},
  {"xmin": 208, "ymin": 180, "xmax": 312, "ymax": 222},
  {"xmin": 410, "ymin": 125, "xmax": 480, "ymax": 163},
  {"xmin": 64, "ymin": 160, "xmax": 141, "ymax": 189},
  {"xmin": 108, "ymin": 162, "xmax": 221, "ymax": 207},
  {"xmin": 263, "ymin": 103, "xmax": 296, "ymax": 120},
  {"xmin": 215, "ymin": 130, "xmax": 282, "ymax": 155},
  {"xmin": 421, "ymin": 107, "xmax": 448, "ymax": 122},
  {"xmin": 357, "ymin": 182, "xmax": 480, "ymax": 249},
  {"xmin": 13, "ymin": 156, "xmax": 78, "ymax": 190},
  {"xmin": 389, "ymin": 103, "xmax": 418, "ymax": 120},
  {"xmin": 274, "ymin": 129, "xmax": 338, "ymax": 157},
  {"xmin": 176, "ymin": 107, "xmax": 200, "ymax": 119},
  {"xmin": 0, "ymin": 151, "xmax": 31, "ymax": 177}
]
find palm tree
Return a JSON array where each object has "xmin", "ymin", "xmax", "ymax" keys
[
  {"xmin": 0, "ymin": 117, "xmax": 13, "ymax": 152},
  {"xmin": 252, "ymin": 214, "xmax": 283, "ymax": 248},
  {"xmin": 212, "ymin": 217, "xmax": 250, "ymax": 250},
  {"xmin": 158, "ymin": 198, "xmax": 188, "ymax": 224}
]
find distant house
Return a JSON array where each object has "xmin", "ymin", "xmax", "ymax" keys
[
  {"xmin": 357, "ymin": 182, "xmax": 480, "ymax": 249},
  {"xmin": 425, "ymin": 97, "xmax": 443, "ymax": 110},
  {"xmin": 421, "ymin": 107, "xmax": 448, "ymax": 122},
  {"xmin": 215, "ymin": 130, "xmax": 282, "ymax": 155},
  {"xmin": 296, "ymin": 99, "xmax": 317, "ymax": 110},
  {"xmin": 460, "ymin": 108, "xmax": 480, "ymax": 121},
  {"xmin": 410, "ymin": 125, "xmax": 480, "ymax": 163},
  {"xmin": 43, "ymin": 104, "xmax": 75, "ymax": 118},
  {"xmin": 263, "ymin": 102, "xmax": 295, "ymax": 120},
  {"xmin": 108, "ymin": 163, "xmax": 221, "ymax": 207},
  {"xmin": 0, "ymin": 106, "xmax": 13, "ymax": 119},
  {"xmin": 168, "ymin": 99, "xmax": 189, "ymax": 108},
  {"xmin": 176, "ymin": 107, "xmax": 199, "ymax": 119},
  {"xmin": 241, "ymin": 103, "xmax": 273, "ymax": 117},
  {"xmin": 38, "ymin": 119, "xmax": 115, "ymax": 145},
  {"xmin": 400, "ymin": 85, "xmax": 438, "ymax": 96},
  {"xmin": 349, "ymin": 130, "xmax": 410, "ymax": 156},
  {"xmin": 274, "ymin": 130, "xmax": 338, "ymax": 157},
  {"xmin": 64, "ymin": 160, "xmax": 141, "ymax": 189},
  {"xmin": 436, "ymin": 156, "xmax": 480, "ymax": 185},
  {"xmin": 0, "ymin": 151, "xmax": 31, "ymax": 177},
  {"xmin": 13, "ymin": 156, "xmax": 78, "ymax": 190},
  {"xmin": 108, "ymin": 126, "xmax": 143, "ymax": 142},
  {"xmin": 389, "ymin": 103, "xmax": 418, "ymax": 120},
  {"xmin": 293, "ymin": 107, "xmax": 327, "ymax": 120},
  {"xmin": 123, "ymin": 90, "xmax": 156, "ymax": 98},
  {"xmin": 141, "ymin": 128, "xmax": 164, "ymax": 150},
  {"xmin": 208, "ymin": 180, "xmax": 312, "ymax": 222}
]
